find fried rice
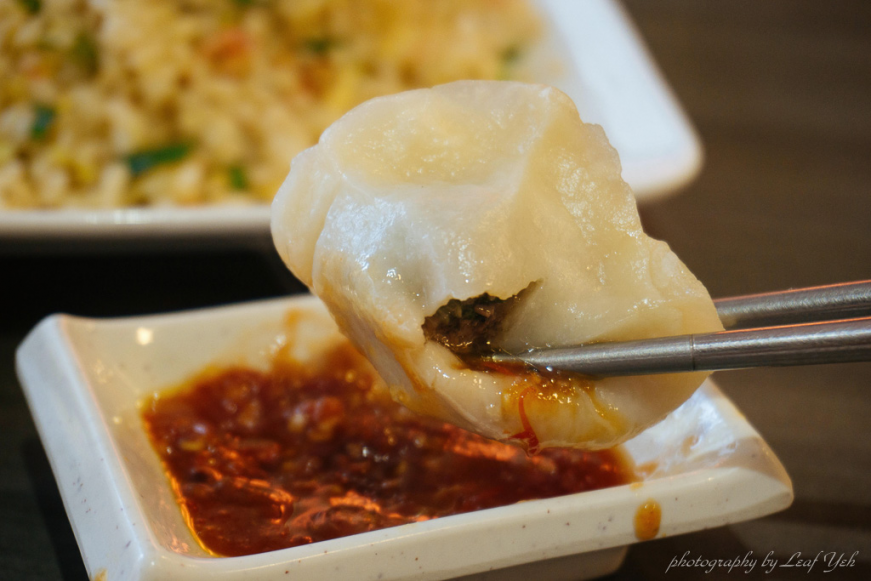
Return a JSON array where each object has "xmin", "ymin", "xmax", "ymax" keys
[{"xmin": 0, "ymin": 0, "xmax": 540, "ymax": 208}]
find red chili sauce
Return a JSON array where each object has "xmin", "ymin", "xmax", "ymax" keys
[{"xmin": 143, "ymin": 344, "xmax": 633, "ymax": 557}]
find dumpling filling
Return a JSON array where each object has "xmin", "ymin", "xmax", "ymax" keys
[
  {"xmin": 422, "ymin": 292, "xmax": 526, "ymax": 357},
  {"xmin": 271, "ymin": 81, "xmax": 723, "ymax": 450}
]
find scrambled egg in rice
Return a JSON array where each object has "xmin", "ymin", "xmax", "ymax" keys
[{"xmin": 0, "ymin": 0, "xmax": 540, "ymax": 208}]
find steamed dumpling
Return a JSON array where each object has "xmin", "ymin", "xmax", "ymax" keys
[{"xmin": 272, "ymin": 81, "xmax": 723, "ymax": 450}]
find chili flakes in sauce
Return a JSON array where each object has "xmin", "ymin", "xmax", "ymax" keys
[{"xmin": 143, "ymin": 344, "xmax": 633, "ymax": 557}]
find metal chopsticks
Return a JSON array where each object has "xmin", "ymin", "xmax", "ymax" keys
[
  {"xmin": 481, "ymin": 280, "xmax": 871, "ymax": 377},
  {"xmin": 713, "ymin": 280, "xmax": 871, "ymax": 328}
]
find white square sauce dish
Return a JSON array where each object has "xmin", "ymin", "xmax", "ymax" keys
[{"xmin": 16, "ymin": 295, "xmax": 792, "ymax": 581}]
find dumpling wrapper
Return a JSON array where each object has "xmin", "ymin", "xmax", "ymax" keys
[{"xmin": 272, "ymin": 81, "xmax": 723, "ymax": 450}]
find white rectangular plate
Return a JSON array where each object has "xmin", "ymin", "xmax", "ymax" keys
[
  {"xmin": 17, "ymin": 295, "xmax": 791, "ymax": 581},
  {"xmin": 0, "ymin": 0, "xmax": 701, "ymax": 250}
]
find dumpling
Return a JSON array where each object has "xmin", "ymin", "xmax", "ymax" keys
[{"xmin": 271, "ymin": 81, "xmax": 723, "ymax": 451}]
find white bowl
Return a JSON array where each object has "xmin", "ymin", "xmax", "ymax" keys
[
  {"xmin": 16, "ymin": 295, "xmax": 792, "ymax": 581},
  {"xmin": 0, "ymin": 0, "xmax": 701, "ymax": 250}
]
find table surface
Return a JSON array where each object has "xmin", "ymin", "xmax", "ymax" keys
[{"xmin": 2, "ymin": 1, "xmax": 870, "ymax": 579}]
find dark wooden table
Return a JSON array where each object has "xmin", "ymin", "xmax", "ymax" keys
[{"xmin": 1, "ymin": 1, "xmax": 869, "ymax": 579}]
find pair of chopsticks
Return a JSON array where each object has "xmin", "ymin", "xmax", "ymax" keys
[{"xmin": 480, "ymin": 281, "xmax": 871, "ymax": 376}]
